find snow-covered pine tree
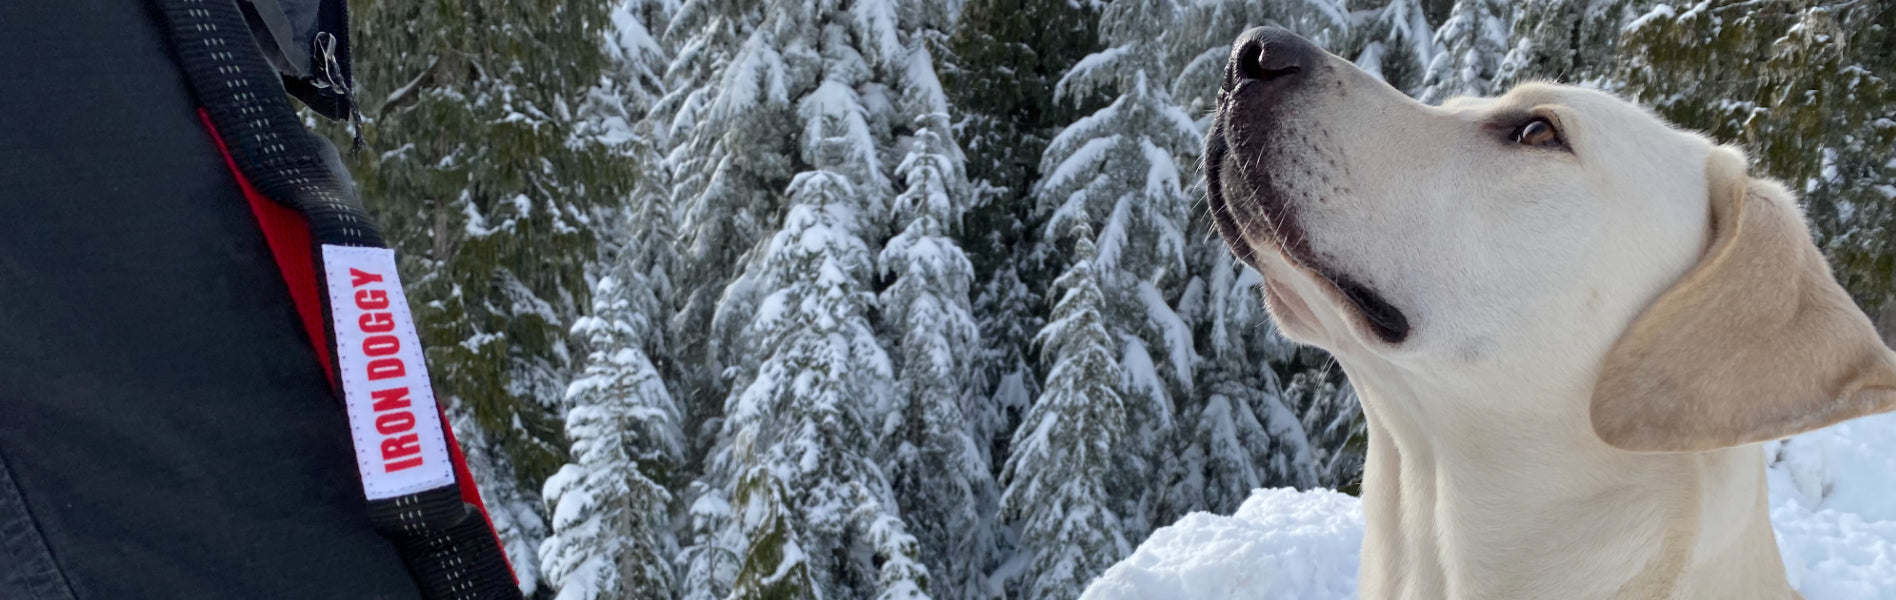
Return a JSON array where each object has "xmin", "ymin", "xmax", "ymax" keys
[
  {"xmin": 1000, "ymin": 221, "xmax": 1132, "ymax": 600},
  {"xmin": 592, "ymin": 0, "xmax": 684, "ymax": 326},
  {"xmin": 1418, "ymin": 0, "xmax": 1512, "ymax": 104},
  {"xmin": 658, "ymin": 0, "xmax": 788, "ymax": 457},
  {"xmin": 655, "ymin": 3, "xmax": 806, "ymax": 591},
  {"xmin": 714, "ymin": 167, "xmax": 929, "ymax": 598},
  {"xmin": 1284, "ymin": 365, "xmax": 1363, "ymax": 491},
  {"xmin": 1615, "ymin": 0, "xmax": 1896, "ymax": 318},
  {"xmin": 1175, "ymin": 246, "xmax": 1320, "ymax": 512},
  {"xmin": 677, "ymin": 480, "xmax": 741, "ymax": 600},
  {"xmin": 880, "ymin": 114, "xmax": 997, "ymax": 600},
  {"xmin": 344, "ymin": 0, "xmax": 638, "ymax": 590},
  {"xmin": 1034, "ymin": 0, "xmax": 1199, "ymax": 537},
  {"xmin": 1347, "ymin": 0, "xmax": 1441, "ymax": 95},
  {"xmin": 681, "ymin": 1, "xmax": 935, "ymax": 598},
  {"xmin": 539, "ymin": 1, "xmax": 688, "ymax": 584},
  {"xmin": 605, "ymin": 0, "xmax": 679, "ymax": 118},
  {"xmin": 877, "ymin": 4, "xmax": 1004, "ymax": 596},
  {"xmin": 724, "ymin": 462, "xmax": 820, "ymax": 599},
  {"xmin": 946, "ymin": 0, "xmax": 1104, "ymax": 476},
  {"xmin": 1491, "ymin": 0, "xmax": 1635, "ymax": 89},
  {"xmin": 540, "ymin": 269, "xmax": 684, "ymax": 600}
]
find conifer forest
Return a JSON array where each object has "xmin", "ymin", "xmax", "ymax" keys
[{"xmin": 331, "ymin": 0, "xmax": 1895, "ymax": 597}]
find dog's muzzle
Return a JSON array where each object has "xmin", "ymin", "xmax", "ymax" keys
[{"xmin": 1205, "ymin": 27, "xmax": 1412, "ymax": 345}]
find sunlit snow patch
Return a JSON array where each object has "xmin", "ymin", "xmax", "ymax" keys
[
  {"xmin": 1086, "ymin": 411, "xmax": 1896, "ymax": 600},
  {"xmin": 1081, "ymin": 488, "xmax": 1362, "ymax": 600}
]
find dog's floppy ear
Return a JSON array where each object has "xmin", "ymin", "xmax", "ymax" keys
[{"xmin": 1591, "ymin": 146, "xmax": 1896, "ymax": 452}]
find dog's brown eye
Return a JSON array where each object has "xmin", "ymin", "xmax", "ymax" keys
[{"xmin": 1513, "ymin": 118, "xmax": 1563, "ymax": 148}]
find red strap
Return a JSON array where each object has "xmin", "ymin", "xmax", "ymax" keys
[{"xmin": 199, "ymin": 109, "xmax": 518, "ymax": 585}]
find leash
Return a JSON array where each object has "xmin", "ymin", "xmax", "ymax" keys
[{"xmin": 147, "ymin": 1, "xmax": 523, "ymax": 597}]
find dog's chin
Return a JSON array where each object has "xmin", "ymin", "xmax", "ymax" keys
[
  {"xmin": 1246, "ymin": 239, "xmax": 1412, "ymax": 347},
  {"xmin": 1259, "ymin": 266, "xmax": 1328, "ymax": 344}
]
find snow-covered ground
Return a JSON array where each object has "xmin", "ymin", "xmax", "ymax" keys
[{"xmin": 1083, "ymin": 412, "xmax": 1896, "ymax": 599}]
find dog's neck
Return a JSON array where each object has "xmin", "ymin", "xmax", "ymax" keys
[{"xmin": 1342, "ymin": 365, "xmax": 1795, "ymax": 600}]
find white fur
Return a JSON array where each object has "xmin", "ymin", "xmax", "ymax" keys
[{"xmin": 1228, "ymin": 58, "xmax": 1802, "ymax": 598}]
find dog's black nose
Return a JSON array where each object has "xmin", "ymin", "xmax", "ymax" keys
[{"xmin": 1228, "ymin": 27, "xmax": 1319, "ymax": 87}]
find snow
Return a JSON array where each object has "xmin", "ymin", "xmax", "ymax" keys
[
  {"xmin": 848, "ymin": 0, "xmax": 905, "ymax": 73},
  {"xmin": 1768, "ymin": 412, "xmax": 1896, "ymax": 598},
  {"xmin": 1082, "ymin": 488, "xmax": 1362, "ymax": 600},
  {"xmin": 710, "ymin": 31, "xmax": 789, "ymax": 122},
  {"xmin": 1085, "ymin": 412, "xmax": 1896, "ymax": 599},
  {"xmin": 1624, "ymin": 4, "xmax": 1679, "ymax": 35},
  {"xmin": 1141, "ymin": 281, "xmax": 1195, "ymax": 388},
  {"xmin": 1056, "ymin": 46, "xmax": 1132, "ymax": 101},
  {"xmin": 1039, "ymin": 135, "xmax": 1121, "ymax": 196}
]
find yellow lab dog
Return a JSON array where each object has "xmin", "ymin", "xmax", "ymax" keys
[{"xmin": 1204, "ymin": 27, "xmax": 1896, "ymax": 600}]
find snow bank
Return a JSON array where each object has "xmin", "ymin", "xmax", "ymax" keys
[
  {"xmin": 1081, "ymin": 488, "xmax": 1361, "ymax": 600},
  {"xmin": 1085, "ymin": 411, "xmax": 1896, "ymax": 599},
  {"xmin": 1768, "ymin": 411, "xmax": 1896, "ymax": 599}
]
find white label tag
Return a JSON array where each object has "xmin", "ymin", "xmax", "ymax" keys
[{"xmin": 321, "ymin": 245, "xmax": 456, "ymax": 500}]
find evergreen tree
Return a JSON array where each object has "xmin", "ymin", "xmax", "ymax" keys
[
  {"xmin": 1418, "ymin": 0, "xmax": 1512, "ymax": 103},
  {"xmin": 1615, "ymin": 0, "xmax": 1896, "ymax": 316},
  {"xmin": 345, "ymin": 0, "xmax": 639, "ymax": 589},
  {"xmin": 539, "ymin": 0, "xmax": 688, "ymax": 576},
  {"xmin": 878, "ymin": 6, "xmax": 1004, "ymax": 592},
  {"xmin": 1347, "ymin": 0, "xmax": 1441, "ymax": 95},
  {"xmin": 677, "ymin": 481, "xmax": 741, "ymax": 600},
  {"xmin": 605, "ymin": 0, "xmax": 678, "ymax": 116},
  {"xmin": 1491, "ymin": 0, "xmax": 1635, "ymax": 88},
  {"xmin": 1175, "ymin": 247, "xmax": 1320, "ymax": 512},
  {"xmin": 1000, "ymin": 222, "xmax": 1131, "ymax": 600},
  {"xmin": 947, "ymin": 0, "xmax": 1103, "ymax": 220},
  {"xmin": 1035, "ymin": 0, "xmax": 1199, "ymax": 538},
  {"xmin": 1285, "ymin": 366, "xmax": 1364, "ymax": 491},
  {"xmin": 540, "ymin": 269, "xmax": 684, "ymax": 600},
  {"xmin": 880, "ymin": 114, "xmax": 998, "ymax": 599},
  {"xmin": 659, "ymin": 0, "xmax": 787, "ymax": 459},
  {"xmin": 682, "ymin": 1, "xmax": 936, "ymax": 598},
  {"xmin": 660, "ymin": 0, "xmax": 815, "ymax": 593},
  {"xmin": 724, "ymin": 464, "xmax": 821, "ymax": 599},
  {"xmin": 945, "ymin": 0, "xmax": 1104, "ymax": 476},
  {"xmin": 713, "ymin": 170, "xmax": 930, "ymax": 598}
]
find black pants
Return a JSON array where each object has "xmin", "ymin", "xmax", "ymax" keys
[{"xmin": 0, "ymin": 2, "xmax": 424, "ymax": 598}]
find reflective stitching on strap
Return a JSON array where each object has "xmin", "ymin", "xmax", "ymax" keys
[{"xmin": 152, "ymin": 0, "xmax": 523, "ymax": 596}]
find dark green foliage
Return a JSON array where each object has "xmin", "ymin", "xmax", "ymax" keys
[
  {"xmin": 1617, "ymin": 0, "xmax": 1896, "ymax": 314},
  {"xmin": 947, "ymin": 0, "xmax": 1103, "ymax": 221},
  {"xmin": 1492, "ymin": 0, "xmax": 1636, "ymax": 88},
  {"xmin": 728, "ymin": 468, "xmax": 820, "ymax": 600},
  {"xmin": 341, "ymin": 0, "xmax": 636, "ymax": 486},
  {"xmin": 1343, "ymin": 0, "xmax": 1442, "ymax": 95},
  {"xmin": 946, "ymin": 0, "xmax": 1105, "ymax": 474},
  {"xmin": 945, "ymin": 0, "xmax": 1104, "ymax": 288}
]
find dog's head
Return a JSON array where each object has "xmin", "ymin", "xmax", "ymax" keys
[{"xmin": 1207, "ymin": 27, "xmax": 1896, "ymax": 452}]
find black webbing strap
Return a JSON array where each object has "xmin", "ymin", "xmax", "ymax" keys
[{"xmin": 145, "ymin": 1, "xmax": 522, "ymax": 598}]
